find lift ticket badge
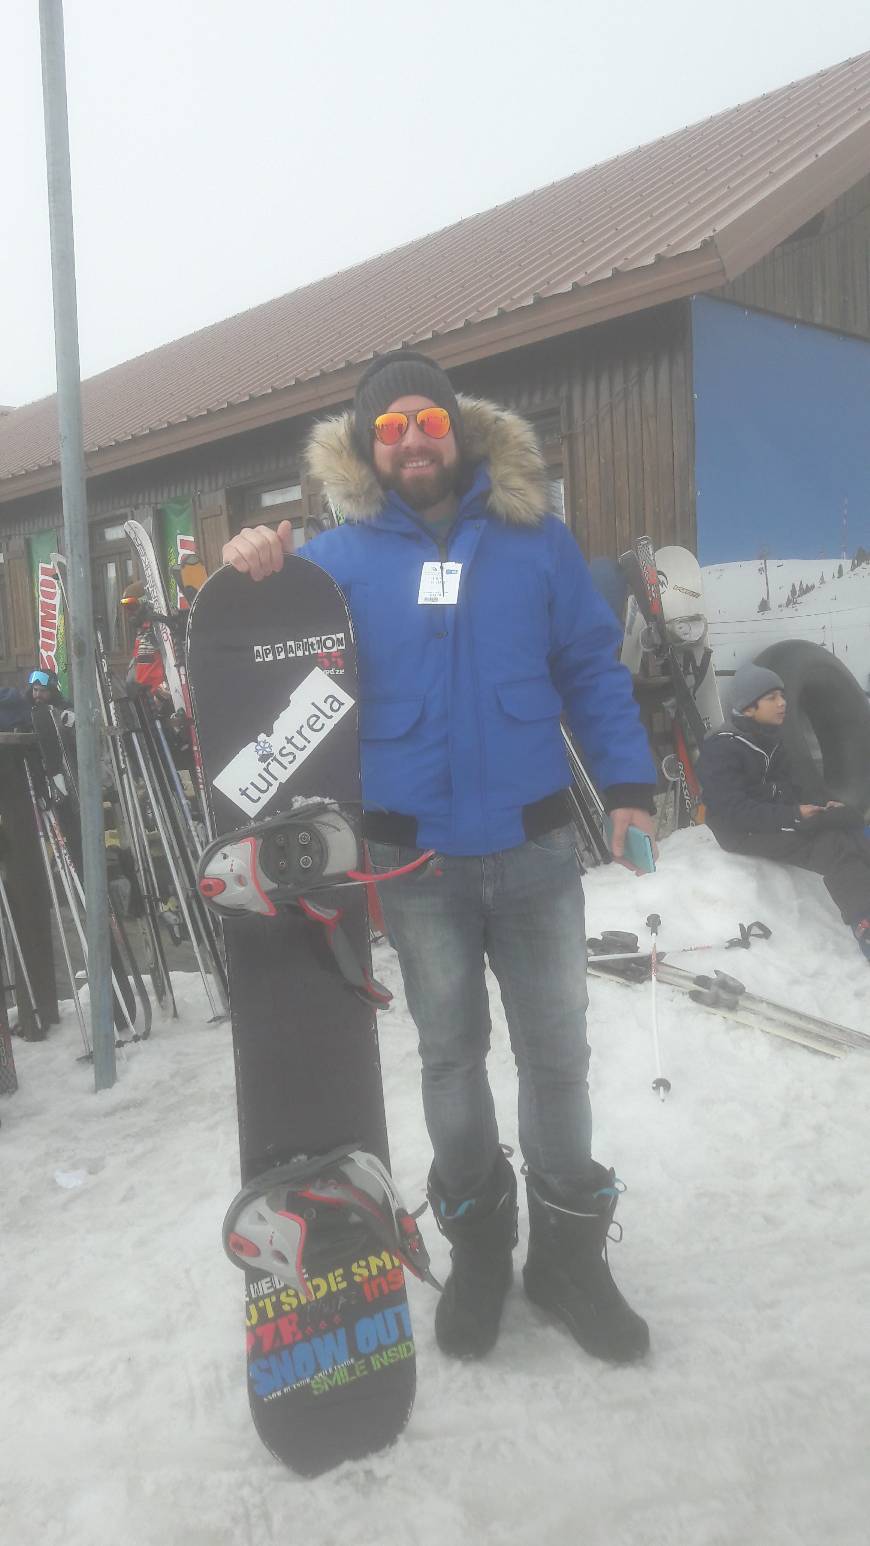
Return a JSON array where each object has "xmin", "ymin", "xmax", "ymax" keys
[
  {"xmin": 214, "ymin": 667, "xmax": 354, "ymax": 816},
  {"xmin": 418, "ymin": 561, "xmax": 462, "ymax": 605}
]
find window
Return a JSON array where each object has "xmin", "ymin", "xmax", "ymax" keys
[
  {"xmin": 233, "ymin": 476, "xmax": 306, "ymax": 543},
  {"xmin": 260, "ymin": 484, "xmax": 302, "ymax": 508}
]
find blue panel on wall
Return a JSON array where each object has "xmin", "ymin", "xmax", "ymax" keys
[{"xmin": 692, "ymin": 297, "xmax": 870, "ymax": 564}]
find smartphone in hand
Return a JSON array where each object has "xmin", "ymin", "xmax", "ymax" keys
[{"xmin": 604, "ymin": 816, "xmax": 656, "ymax": 874}]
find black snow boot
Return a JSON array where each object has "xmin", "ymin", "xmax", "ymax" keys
[
  {"xmin": 427, "ymin": 1148, "xmax": 518, "ymax": 1359},
  {"xmin": 523, "ymin": 1163, "xmax": 650, "ymax": 1364}
]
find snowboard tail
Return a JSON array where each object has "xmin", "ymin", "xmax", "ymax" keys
[{"xmin": 243, "ymin": 1232, "xmax": 415, "ymax": 1475}]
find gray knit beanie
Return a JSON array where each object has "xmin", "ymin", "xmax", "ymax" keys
[
  {"xmin": 352, "ymin": 350, "xmax": 463, "ymax": 466},
  {"xmin": 731, "ymin": 663, "xmax": 786, "ymax": 714}
]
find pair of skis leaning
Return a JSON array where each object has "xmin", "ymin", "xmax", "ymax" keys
[{"xmin": 52, "ymin": 546, "xmax": 228, "ymax": 1026}]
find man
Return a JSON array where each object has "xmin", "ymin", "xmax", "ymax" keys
[
  {"xmin": 25, "ymin": 667, "xmax": 73, "ymax": 718},
  {"xmin": 699, "ymin": 661, "xmax": 870, "ymax": 962},
  {"xmin": 223, "ymin": 351, "xmax": 657, "ymax": 1365}
]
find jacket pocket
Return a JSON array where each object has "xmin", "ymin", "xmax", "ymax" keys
[
  {"xmin": 495, "ymin": 677, "xmax": 563, "ymax": 721},
  {"xmin": 360, "ymin": 697, "xmax": 425, "ymax": 740}
]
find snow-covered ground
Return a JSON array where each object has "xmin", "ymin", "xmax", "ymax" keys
[{"xmin": 2, "ymin": 826, "xmax": 868, "ymax": 1546}]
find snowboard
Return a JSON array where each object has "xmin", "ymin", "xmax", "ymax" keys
[
  {"xmin": 620, "ymin": 539, "xmax": 723, "ymax": 826},
  {"xmin": 186, "ymin": 557, "xmax": 418, "ymax": 1476},
  {"xmin": 621, "ymin": 543, "xmax": 723, "ymax": 734}
]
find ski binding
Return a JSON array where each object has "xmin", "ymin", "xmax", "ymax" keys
[
  {"xmin": 224, "ymin": 1145, "xmax": 441, "ymax": 1294},
  {"xmin": 195, "ymin": 803, "xmax": 429, "ymax": 1006},
  {"xmin": 197, "ymin": 803, "xmax": 359, "ymax": 916}
]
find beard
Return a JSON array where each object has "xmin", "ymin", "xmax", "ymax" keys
[{"xmin": 380, "ymin": 457, "xmax": 460, "ymax": 512}]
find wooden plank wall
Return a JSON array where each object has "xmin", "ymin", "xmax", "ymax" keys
[
  {"xmin": 719, "ymin": 174, "xmax": 870, "ymax": 342},
  {"xmin": 460, "ymin": 302, "xmax": 696, "ymax": 559},
  {"xmin": 565, "ymin": 307, "xmax": 695, "ymax": 558}
]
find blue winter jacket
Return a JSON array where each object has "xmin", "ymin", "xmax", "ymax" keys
[{"xmin": 302, "ymin": 396, "xmax": 655, "ymax": 855}]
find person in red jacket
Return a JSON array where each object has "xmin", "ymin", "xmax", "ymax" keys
[{"xmin": 123, "ymin": 582, "xmax": 169, "ymax": 702}]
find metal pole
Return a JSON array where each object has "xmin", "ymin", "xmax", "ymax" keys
[{"xmin": 38, "ymin": 0, "xmax": 115, "ymax": 1089}]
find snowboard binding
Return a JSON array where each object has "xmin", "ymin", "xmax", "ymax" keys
[
  {"xmin": 197, "ymin": 803, "xmax": 360, "ymax": 916},
  {"xmin": 197, "ymin": 802, "xmax": 433, "ymax": 1006},
  {"xmin": 223, "ymin": 1144, "xmax": 441, "ymax": 1294}
]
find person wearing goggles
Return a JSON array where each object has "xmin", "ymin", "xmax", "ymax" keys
[
  {"xmin": 26, "ymin": 667, "xmax": 73, "ymax": 719},
  {"xmin": 223, "ymin": 350, "xmax": 656, "ymax": 1370}
]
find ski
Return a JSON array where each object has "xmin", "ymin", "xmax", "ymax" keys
[
  {"xmin": 624, "ymin": 537, "xmax": 709, "ymax": 745},
  {"xmin": 619, "ymin": 538, "xmax": 719, "ymax": 832},
  {"xmin": 117, "ymin": 692, "xmax": 228, "ymax": 1022},
  {"xmin": 124, "ymin": 518, "xmax": 212, "ymax": 836},
  {"xmin": 50, "ymin": 553, "xmax": 176, "ymax": 1018},
  {"xmin": 561, "ymin": 726, "xmax": 612, "ymax": 867},
  {"xmin": 187, "ymin": 555, "xmax": 428, "ymax": 1476},
  {"xmin": 123, "ymin": 519, "xmax": 189, "ymax": 716},
  {"xmin": 96, "ymin": 640, "xmax": 177, "ymax": 1017},
  {"xmin": 29, "ymin": 702, "xmax": 151, "ymax": 1039},
  {"xmin": 588, "ymin": 954, "xmax": 863, "ymax": 1056},
  {"xmin": 23, "ymin": 755, "xmax": 92, "ymax": 1057}
]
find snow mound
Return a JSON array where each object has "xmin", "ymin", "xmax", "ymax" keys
[{"xmin": 1, "ymin": 828, "xmax": 867, "ymax": 1545}]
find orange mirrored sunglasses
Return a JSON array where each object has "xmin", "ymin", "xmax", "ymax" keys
[{"xmin": 373, "ymin": 406, "xmax": 451, "ymax": 446}]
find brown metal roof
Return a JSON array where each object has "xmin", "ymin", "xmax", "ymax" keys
[{"xmin": 3, "ymin": 49, "xmax": 870, "ymax": 499}]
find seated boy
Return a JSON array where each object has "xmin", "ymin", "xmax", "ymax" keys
[{"xmin": 698, "ymin": 662, "xmax": 870, "ymax": 965}]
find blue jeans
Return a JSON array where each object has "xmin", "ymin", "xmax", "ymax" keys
[{"xmin": 367, "ymin": 826, "xmax": 592, "ymax": 1200}]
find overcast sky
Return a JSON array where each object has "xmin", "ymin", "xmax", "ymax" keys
[{"xmin": 2, "ymin": 0, "xmax": 868, "ymax": 408}]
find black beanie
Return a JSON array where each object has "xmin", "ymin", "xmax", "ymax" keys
[{"xmin": 352, "ymin": 350, "xmax": 463, "ymax": 465}]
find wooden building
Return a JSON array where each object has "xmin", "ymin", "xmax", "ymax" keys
[{"xmin": 1, "ymin": 52, "xmax": 869, "ymax": 686}]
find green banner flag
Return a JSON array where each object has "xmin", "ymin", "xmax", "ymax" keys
[
  {"xmin": 28, "ymin": 530, "xmax": 69, "ymax": 697},
  {"xmin": 160, "ymin": 497, "xmax": 196, "ymax": 609}
]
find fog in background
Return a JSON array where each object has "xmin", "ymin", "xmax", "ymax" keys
[{"xmin": 2, "ymin": 0, "xmax": 868, "ymax": 406}]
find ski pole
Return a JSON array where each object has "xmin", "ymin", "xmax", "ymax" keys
[
  {"xmin": 0, "ymin": 904, "xmax": 14, "ymax": 1009},
  {"xmin": 130, "ymin": 733, "xmax": 227, "ymax": 1020},
  {"xmin": 42, "ymin": 805, "xmax": 138, "ymax": 1041},
  {"xmin": 24, "ymin": 758, "xmax": 91, "ymax": 1057},
  {"xmin": 646, "ymin": 913, "xmax": 671, "ymax": 1101},
  {"xmin": 0, "ymin": 868, "xmax": 43, "ymax": 1036}
]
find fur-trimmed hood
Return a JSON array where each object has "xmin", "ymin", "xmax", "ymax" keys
[{"xmin": 305, "ymin": 395, "xmax": 551, "ymax": 526}]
